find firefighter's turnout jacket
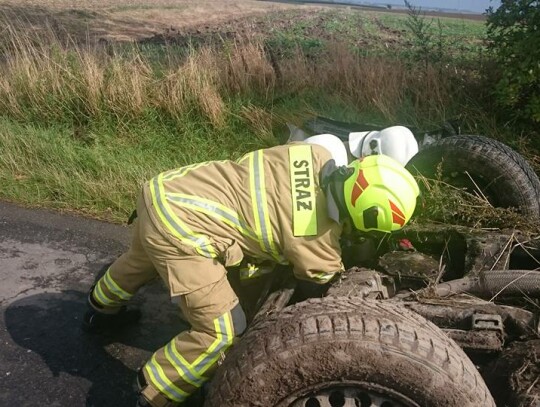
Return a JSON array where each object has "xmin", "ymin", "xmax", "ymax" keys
[{"xmin": 90, "ymin": 143, "xmax": 344, "ymax": 406}]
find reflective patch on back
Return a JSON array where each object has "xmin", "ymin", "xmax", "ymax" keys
[{"xmin": 289, "ymin": 145, "xmax": 318, "ymax": 237}]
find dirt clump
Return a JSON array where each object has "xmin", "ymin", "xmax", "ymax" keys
[{"xmin": 484, "ymin": 340, "xmax": 540, "ymax": 407}]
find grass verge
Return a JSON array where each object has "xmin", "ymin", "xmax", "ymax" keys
[{"xmin": 0, "ymin": 10, "xmax": 537, "ymax": 228}]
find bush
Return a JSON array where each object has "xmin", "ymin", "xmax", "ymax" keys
[{"xmin": 487, "ymin": 1, "xmax": 540, "ymax": 123}]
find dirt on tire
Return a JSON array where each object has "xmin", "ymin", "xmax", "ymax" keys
[
  {"xmin": 483, "ymin": 339, "xmax": 540, "ymax": 407},
  {"xmin": 406, "ymin": 135, "xmax": 540, "ymax": 219},
  {"xmin": 205, "ymin": 296, "xmax": 495, "ymax": 407}
]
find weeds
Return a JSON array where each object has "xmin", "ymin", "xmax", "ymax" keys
[
  {"xmin": 414, "ymin": 171, "xmax": 538, "ymax": 231},
  {"xmin": 0, "ymin": 15, "xmax": 533, "ymax": 223},
  {"xmin": 0, "ymin": 23, "xmax": 470, "ymax": 129}
]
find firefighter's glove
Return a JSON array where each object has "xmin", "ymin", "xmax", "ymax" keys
[
  {"xmin": 239, "ymin": 261, "xmax": 274, "ymax": 285},
  {"xmin": 82, "ymin": 306, "xmax": 142, "ymax": 334}
]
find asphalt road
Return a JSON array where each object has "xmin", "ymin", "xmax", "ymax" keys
[{"xmin": 0, "ymin": 202, "xmax": 188, "ymax": 407}]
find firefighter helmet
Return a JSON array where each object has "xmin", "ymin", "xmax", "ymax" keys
[{"xmin": 343, "ymin": 155, "xmax": 419, "ymax": 232}]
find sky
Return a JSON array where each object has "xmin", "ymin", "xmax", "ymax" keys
[{"xmin": 365, "ymin": 0, "xmax": 501, "ymax": 13}]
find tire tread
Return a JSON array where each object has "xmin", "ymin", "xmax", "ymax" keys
[
  {"xmin": 206, "ymin": 297, "xmax": 495, "ymax": 407},
  {"xmin": 407, "ymin": 135, "xmax": 540, "ymax": 217}
]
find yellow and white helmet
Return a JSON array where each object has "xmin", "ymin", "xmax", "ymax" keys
[{"xmin": 343, "ymin": 155, "xmax": 419, "ymax": 232}]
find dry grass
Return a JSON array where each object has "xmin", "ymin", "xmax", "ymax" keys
[
  {"xmin": 158, "ymin": 47, "xmax": 226, "ymax": 127},
  {"xmin": 0, "ymin": 1, "xmax": 536, "ymax": 229},
  {"xmin": 320, "ymin": 43, "xmax": 407, "ymax": 120},
  {"xmin": 0, "ymin": 19, "xmax": 504, "ymax": 222},
  {"xmin": 414, "ymin": 172, "xmax": 539, "ymax": 230},
  {"xmin": 0, "ymin": 1, "xmax": 316, "ymax": 43},
  {"xmin": 240, "ymin": 104, "xmax": 281, "ymax": 147},
  {"xmin": 0, "ymin": 22, "xmax": 463, "ymax": 129},
  {"xmin": 222, "ymin": 41, "xmax": 276, "ymax": 97}
]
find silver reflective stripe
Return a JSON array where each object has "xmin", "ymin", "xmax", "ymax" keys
[
  {"xmin": 145, "ymin": 356, "xmax": 187, "ymax": 402},
  {"xmin": 250, "ymin": 150, "xmax": 285, "ymax": 263},
  {"xmin": 162, "ymin": 162, "xmax": 204, "ymax": 181},
  {"xmin": 152, "ymin": 176, "xmax": 214, "ymax": 258},
  {"xmin": 192, "ymin": 314, "xmax": 232, "ymax": 375},
  {"xmin": 252, "ymin": 151, "xmax": 273, "ymax": 255},
  {"xmin": 167, "ymin": 195, "xmax": 257, "ymax": 240},
  {"xmin": 165, "ymin": 342, "xmax": 204, "ymax": 387},
  {"xmin": 103, "ymin": 269, "xmax": 132, "ymax": 301},
  {"xmin": 93, "ymin": 282, "xmax": 118, "ymax": 306}
]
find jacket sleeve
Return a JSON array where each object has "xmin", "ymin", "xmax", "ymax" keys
[{"xmin": 284, "ymin": 225, "xmax": 344, "ymax": 284}]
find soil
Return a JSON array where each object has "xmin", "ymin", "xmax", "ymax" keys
[
  {"xmin": 137, "ymin": 9, "xmax": 349, "ymax": 50},
  {"xmin": 484, "ymin": 340, "xmax": 540, "ymax": 407},
  {"xmin": 0, "ymin": 1, "xmax": 325, "ymax": 43},
  {"xmin": 0, "ymin": 0, "xmax": 483, "ymax": 45}
]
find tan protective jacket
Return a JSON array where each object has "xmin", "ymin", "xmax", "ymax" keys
[{"xmin": 142, "ymin": 143, "xmax": 344, "ymax": 294}]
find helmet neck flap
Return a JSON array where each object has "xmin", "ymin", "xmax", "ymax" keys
[{"xmin": 321, "ymin": 164, "xmax": 355, "ymax": 224}]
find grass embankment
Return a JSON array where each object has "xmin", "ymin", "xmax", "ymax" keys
[{"xmin": 0, "ymin": 8, "xmax": 533, "ymax": 224}]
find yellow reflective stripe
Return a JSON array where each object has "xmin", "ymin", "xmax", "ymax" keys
[
  {"xmin": 191, "ymin": 317, "xmax": 222, "ymax": 372},
  {"xmin": 240, "ymin": 263, "xmax": 259, "ymax": 280},
  {"xmin": 224, "ymin": 312, "xmax": 234, "ymax": 345},
  {"xmin": 191, "ymin": 313, "xmax": 233, "ymax": 375},
  {"xmin": 289, "ymin": 145, "xmax": 318, "ymax": 236},
  {"xmin": 198, "ymin": 313, "xmax": 234, "ymax": 375},
  {"xmin": 162, "ymin": 162, "xmax": 210, "ymax": 181},
  {"xmin": 239, "ymin": 263, "xmax": 273, "ymax": 280},
  {"xmin": 237, "ymin": 153, "xmax": 250, "ymax": 164},
  {"xmin": 248, "ymin": 152, "xmax": 263, "ymax": 252},
  {"xmin": 311, "ymin": 272, "xmax": 335, "ymax": 283},
  {"xmin": 150, "ymin": 173, "xmax": 216, "ymax": 258},
  {"xmin": 93, "ymin": 280, "xmax": 118, "ymax": 307},
  {"xmin": 248, "ymin": 151, "xmax": 285, "ymax": 263},
  {"xmin": 144, "ymin": 355, "xmax": 188, "ymax": 402},
  {"xmin": 169, "ymin": 342, "xmax": 201, "ymax": 380},
  {"xmin": 229, "ymin": 258, "xmax": 242, "ymax": 267},
  {"xmin": 144, "ymin": 314, "xmax": 234, "ymax": 399},
  {"xmin": 167, "ymin": 193, "xmax": 258, "ymax": 240},
  {"xmin": 164, "ymin": 342, "xmax": 204, "ymax": 388},
  {"xmin": 102, "ymin": 269, "xmax": 132, "ymax": 301}
]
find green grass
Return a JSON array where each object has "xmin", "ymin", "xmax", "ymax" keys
[
  {"xmin": 0, "ymin": 8, "xmax": 536, "ymax": 226},
  {"xmin": 261, "ymin": 9, "xmax": 486, "ymax": 59},
  {"xmin": 0, "ymin": 110, "xmax": 271, "ymax": 221}
]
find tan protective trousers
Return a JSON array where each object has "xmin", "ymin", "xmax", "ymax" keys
[{"xmin": 90, "ymin": 195, "xmax": 244, "ymax": 406}]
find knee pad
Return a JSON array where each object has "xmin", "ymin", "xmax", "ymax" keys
[{"xmin": 230, "ymin": 302, "xmax": 247, "ymax": 336}]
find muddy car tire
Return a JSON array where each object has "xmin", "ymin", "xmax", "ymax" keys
[
  {"xmin": 205, "ymin": 297, "xmax": 495, "ymax": 407},
  {"xmin": 406, "ymin": 135, "xmax": 540, "ymax": 218}
]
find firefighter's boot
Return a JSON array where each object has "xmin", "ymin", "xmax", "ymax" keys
[
  {"xmin": 82, "ymin": 286, "xmax": 142, "ymax": 333},
  {"xmin": 82, "ymin": 306, "xmax": 142, "ymax": 333}
]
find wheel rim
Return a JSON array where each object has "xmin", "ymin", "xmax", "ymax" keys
[{"xmin": 281, "ymin": 382, "xmax": 420, "ymax": 407}]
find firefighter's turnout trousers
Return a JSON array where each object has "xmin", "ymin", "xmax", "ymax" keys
[
  {"xmin": 90, "ymin": 196, "xmax": 246, "ymax": 406},
  {"xmin": 90, "ymin": 144, "xmax": 344, "ymax": 405}
]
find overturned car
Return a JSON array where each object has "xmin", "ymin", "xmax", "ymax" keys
[{"xmin": 205, "ymin": 118, "xmax": 540, "ymax": 407}]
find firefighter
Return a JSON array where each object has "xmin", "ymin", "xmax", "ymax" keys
[{"xmin": 82, "ymin": 142, "xmax": 419, "ymax": 407}]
